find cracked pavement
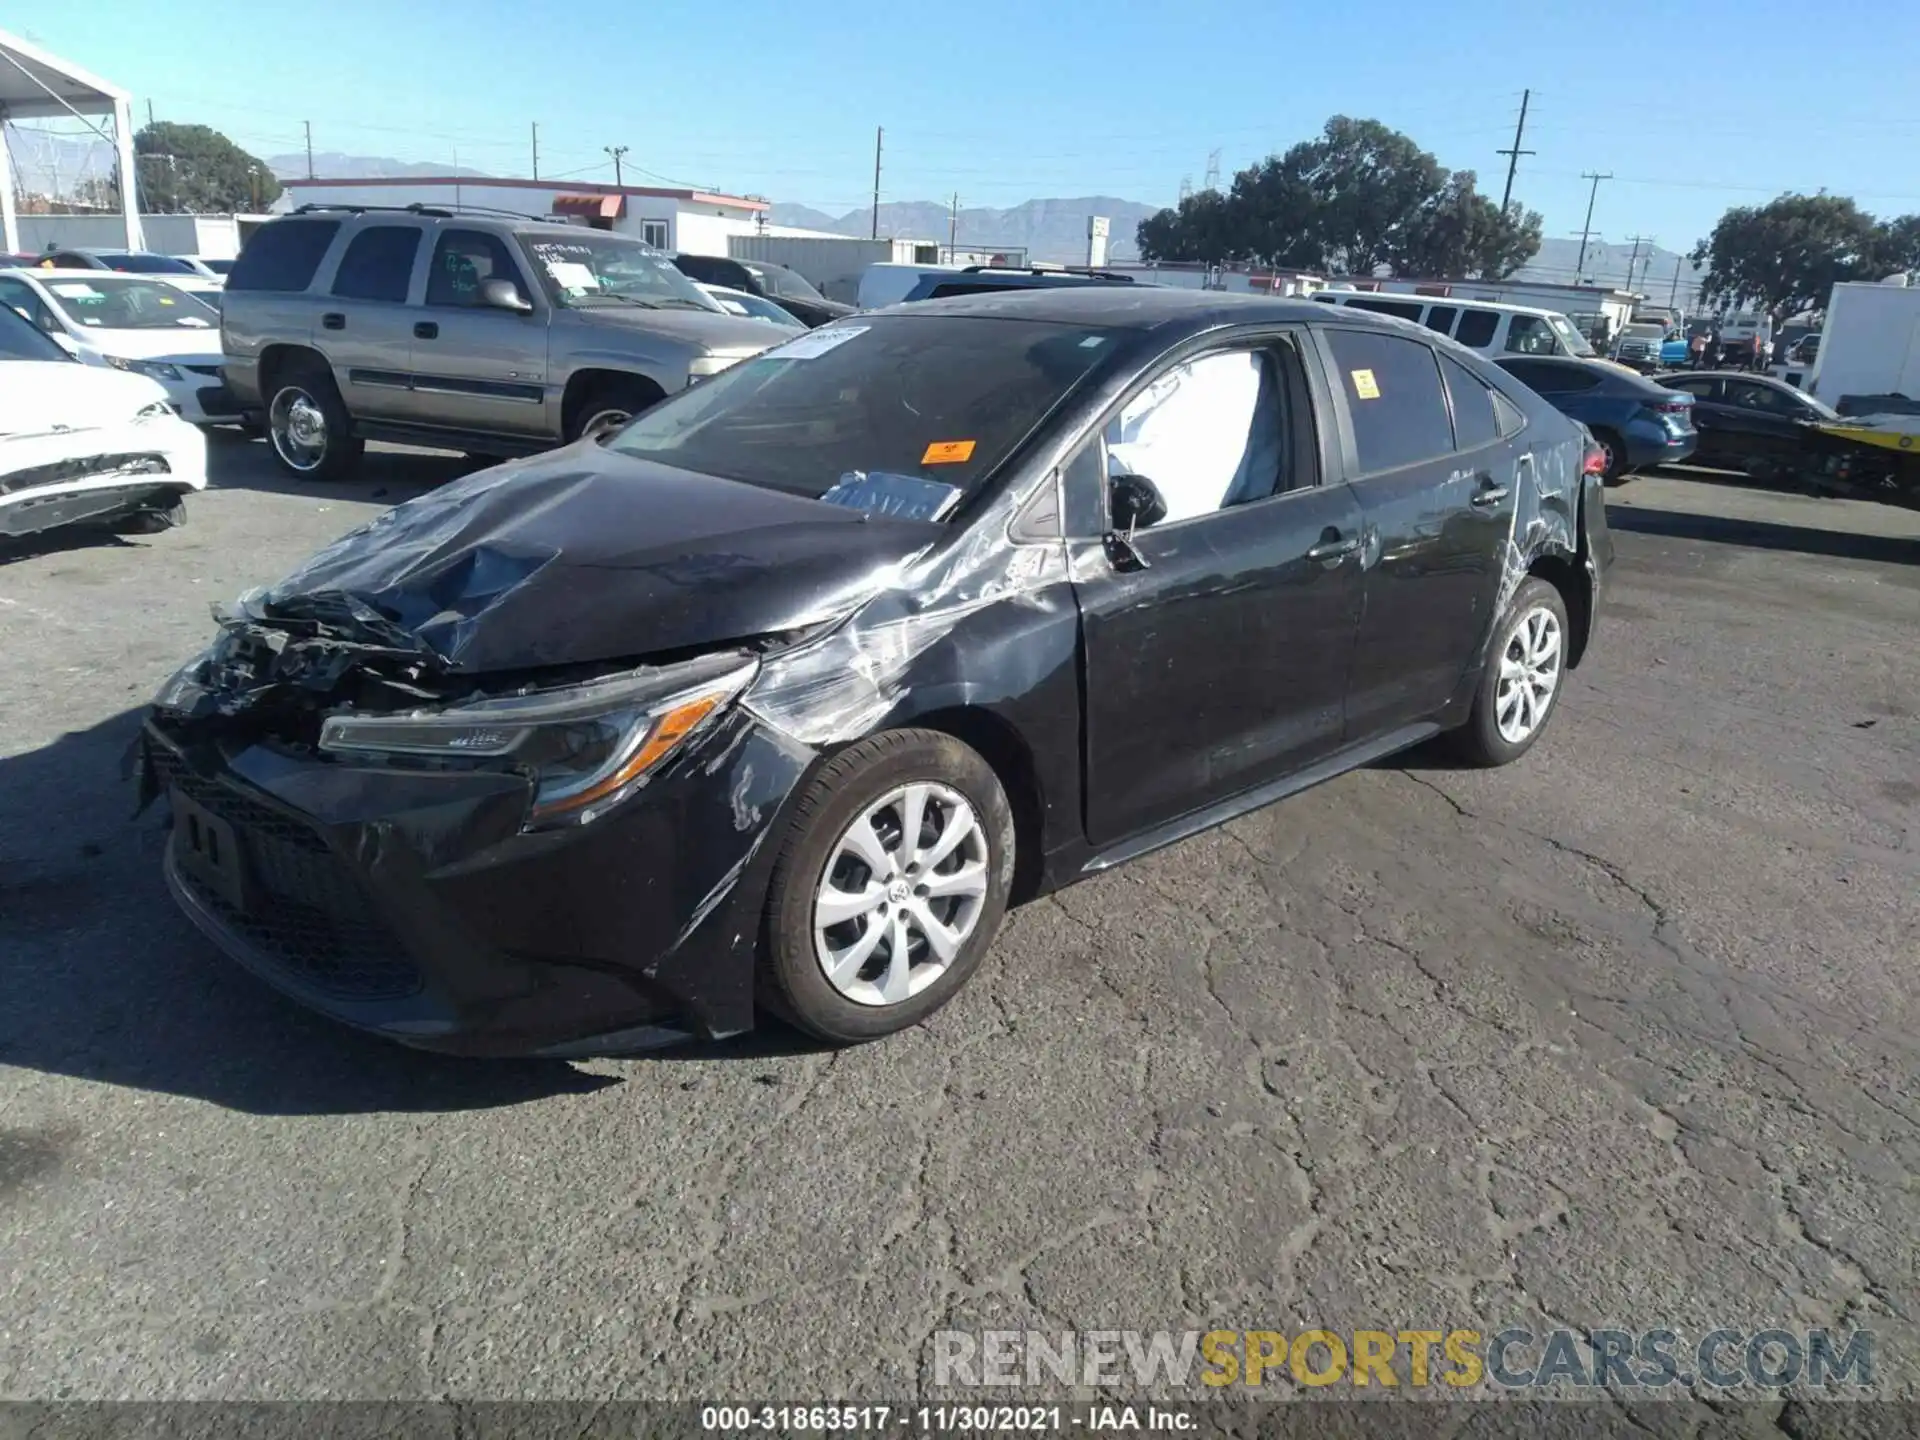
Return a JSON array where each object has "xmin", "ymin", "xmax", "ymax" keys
[{"xmin": 1, "ymin": 447, "xmax": 1915, "ymax": 1406}]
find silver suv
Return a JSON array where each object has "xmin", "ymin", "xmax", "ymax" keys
[{"xmin": 220, "ymin": 205, "xmax": 784, "ymax": 479}]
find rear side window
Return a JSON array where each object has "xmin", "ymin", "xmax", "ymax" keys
[
  {"xmin": 1323, "ymin": 327, "xmax": 1454, "ymax": 475},
  {"xmin": 1349, "ymin": 298, "xmax": 1424, "ymax": 322},
  {"xmin": 330, "ymin": 225, "xmax": 422, "ymax": 303},
  {"xmin": 1441, "ymin": 353, "xmax": 1500, "ymax": 450},
  {"xmin": 225, "ymin": 220, "xmax": 341, "ymax": 293},
  {"xmin": 1424, "ymin": 305, "xmax": 1458, "ymax": 335},
  {"xmin": 1454, "ymin": 309, "xmax": 1498, "ymax": 348}
]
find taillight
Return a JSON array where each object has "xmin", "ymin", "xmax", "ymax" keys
[
  {"xmin": 1582, "ymin": 443, "xmax": 1607, "ymax": 476},
  {"xmin": 1653, "ymin": 400, "xmax": 1691, "ymax": 414}
]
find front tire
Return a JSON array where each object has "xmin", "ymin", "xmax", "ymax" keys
[
  {"xmin": 564, "ymin": 376, "xmax": 664, "ymax": 445},
  {"xmin": 762, "ymin": 729, "xmax": 1016, "ymax": 1043},
  {"xmin": 266, "ymin": 360, "xmax": 363, "ymax": 481},
  {"xmin": 1449, "ymin": 577, "xmax": 1571, "ymax": 768}
]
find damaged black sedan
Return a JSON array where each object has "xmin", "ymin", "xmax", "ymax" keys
[{"xmin": 140, "ymin": 290, "xmax": 1612, "ymax": 1056}]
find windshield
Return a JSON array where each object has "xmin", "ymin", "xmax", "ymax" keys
[
  {"xmin": 745, "ymin": 262, "xmax": 826, "ymax": 304},
  {"xmin": 0, "ymin": 305, "xmax": 68, "ymax": 361},
  {"xmin": 518, "ymin": 231, "xmax": 720, "ymax": 311},
  {"xmin": 1548, "ymin": 313, "xmax": 1596, "ymax": 356},
  {"xmin": 706, "ymin": 286, "xmax": 802, "ymax": 327},
  {"xmin": 1623, "ymin": 324, "xmax": 1665, "ymax": 341},
  {"xmin": 41, "ymin": 275, "xmax": 219, "ymax": 329},
  {"xmin": 1795, "ymin": 387, "xmax": 1840, "ymax": 420},
  {"xmin": 604, "ymin": 315, "xmax": 1121, "ymax": 506},
  {"xmin": 102, "ymin": 253, "xmax": 197, "ymax": 275}
]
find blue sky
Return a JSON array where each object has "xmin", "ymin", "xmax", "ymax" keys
[{"xmin": 20, "ymin": 0, "xmax": 1920, "ymax": 257}]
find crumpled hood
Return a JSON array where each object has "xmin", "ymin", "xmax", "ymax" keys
[
  {"xmin": 251, "ymin": 442, "xmax": 939, "ymax": 674},
  {"xmin": 0, "ymin": 361, "xmax": 168, "ymax": 436}
]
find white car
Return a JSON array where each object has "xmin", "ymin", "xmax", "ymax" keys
[
  {"xmin": 694, "ymin": 281, "xmax": 806, "ymax": 331},
  {"xmin": 0, "ymin": 306, "xmax": 208, "ymax": 540},
  {"xmin": 0, "ymin": 268, "xmax": 240, "ymax": 427}
]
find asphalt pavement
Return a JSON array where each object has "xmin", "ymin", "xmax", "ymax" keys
[{"xmin": 1, "ymin": 440, "xmax": 1915, "ymax": 1407}]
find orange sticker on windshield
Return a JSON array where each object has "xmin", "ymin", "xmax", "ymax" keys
[{"xmin": 922, "ymin": 440, "xmax": 976, "ymax": 465}]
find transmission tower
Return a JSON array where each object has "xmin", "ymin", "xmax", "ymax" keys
[
  {"xmin": 1178, "ymin": 175, "xmax": 1193, "ymax": 203},
  {"xmin": 1204, "ymin": 149, "xmax": 1221, "ymax": 192}
]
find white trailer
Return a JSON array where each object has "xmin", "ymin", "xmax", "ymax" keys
[
  {"xmin": 1804, "ymin": 280, "xmax": 1920, "ymax": 405},
  {"xmin": 727, "ymin": 234, "xmax": 938, "ymax": 305}
]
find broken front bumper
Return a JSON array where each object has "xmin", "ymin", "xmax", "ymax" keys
[{"xmin": 142, "ymin": 709, "xmax": 815, "ymax": 1056}]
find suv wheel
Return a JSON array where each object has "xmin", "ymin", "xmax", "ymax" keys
[
  {"xmin": 565, "ymin": 377, "xmax": 663, "ymax": 445},
  {"xmin": 267, "ymin": 360, "xmax": 363, "ymax": 481}
]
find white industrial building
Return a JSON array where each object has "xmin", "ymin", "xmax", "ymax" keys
[
  {"xmin": 276, "ymin": 176, "xmax": 811, "ymax": 257},
  {"xmin": 0, "ymin": 27, "xmax": 144, "ymax": 252},
  {"xmin": 7, "ymin": 210, "xmax": 268, "ymax": 258}
]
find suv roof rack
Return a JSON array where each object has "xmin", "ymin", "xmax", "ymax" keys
[
  {"xmin": 959, "ymin": 264, "xmax": 1134, "ymax": 283},
  {"xmin": 289, "ymin": 201, "xmax": 551, "ymax": 222}
]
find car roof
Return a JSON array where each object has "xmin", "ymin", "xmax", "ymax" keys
[{"xmin": 888, "ymin": 285, "xmax": 1329, "ymax": 330}]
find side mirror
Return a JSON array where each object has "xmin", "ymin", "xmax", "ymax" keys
[
  {"xmin": 480, "ymin": 277, "xmax": 533, "ymax": 314},
  {"xmin": 1109, "ymin": 472, "xmax": 1168, "ymax": 533},
  {"xmin": 1103, "ymin": 473, "xmax": 1166, "ymax": 572}
]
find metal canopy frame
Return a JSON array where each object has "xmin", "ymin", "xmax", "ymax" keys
[{"xmin": 0, "ymin": 26, "xmax": 141, "ymax": 252}]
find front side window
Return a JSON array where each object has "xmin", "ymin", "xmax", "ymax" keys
[
  {"xmin": 331, "ymin": 225, "xmax": 422, "ymax": 303},
  {"xmin": 1323, "ymin": 327, "xmax": 1454, "ymax": 475},
  {"xmin": 1504, "ymin": 315, "xmax": 1558, "ymax": 355},
  {"xmin": 40, "ymin": 275, "xmax": 218, "ymax": 330},
  {"xmin": 746, "ymin": 263, "xmax": 827, "ymax": 304},
  {"xmin": 518, "ymin": 230, "xmax": 712, "ymax": 310},
  {"xmin": 1103, "ymin": 348, "xmax": 1291, "ymax": 525},
  {"xmin": 1548, "ymin": 313, "xmax": 1597, "ymax": 356},
  {"xmin": 1454, "ymin": 309, "xmax": 1499, "ymax": 348},
  {"xmin": 427, "ymin": 230, "xmax": 526, "ymax": 307},
  {"xmin": 604, "ymin": 316, "xmax": 1120, "ymax": 508},
  {"xmin": 0, "ymin": 277, "xmax": 56, "ymax": 333}
]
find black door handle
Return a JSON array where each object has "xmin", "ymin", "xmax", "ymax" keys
[
  {"xmin": 1305, "ymin": 532, "xmax": 1361, "ymax": 563},
  {"xmin": 1471, "ymin": 485, "xmax": 1511, "ymax": 507},
  {"xmin": 321, "ymin": 312, "xmax": 344, "ymax": 330},
  {"xmin": 414, "ymin": 321, "xmax": 439, "ymax": 340}
]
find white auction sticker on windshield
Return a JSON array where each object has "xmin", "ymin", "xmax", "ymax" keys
[
  {"xmin": 545, "ymin": 261, "xmax": 599, "ymax": 292},
  {"xmin": 769, "ymin": 325, "xmax": 867, "ymax": 360},
  {"xmin": 50, "ymin": 283, "xmax": 99, "ymax": 298}
]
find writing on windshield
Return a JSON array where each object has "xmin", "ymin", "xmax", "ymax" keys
[{"xmin": 521, "ymin": 234, "xmax": 715, "ymax": 311}]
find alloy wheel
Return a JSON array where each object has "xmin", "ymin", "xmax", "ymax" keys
[
  {"xmin": 1496, "ymin": 605, "xmax": 1563, "ymax": 744},
  {"xmin": 813, "ymin": 782, "xmax": 990, "ymax": 1007},
  {"xmin": 270, "ymin": 387, "xmax": 328, "ymax": 472}
]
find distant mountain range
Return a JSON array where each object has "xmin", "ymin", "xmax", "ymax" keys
[
  {"xmin": 265, "ymin": 152, "xmax": 488, "ymax": 181},
  {"xmin": 769, "ymin": 197, "xmax": 1161, "ymax": 264}
]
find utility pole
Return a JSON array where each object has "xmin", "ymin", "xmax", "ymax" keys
[
  {"xmin": 531, "ymin": 123, "xmax": 539, "ymax": 181},
  {"xmin": 1668, "ymin": 254, "xmax": 1684, "ymax": 306},
  {"xmin": 1575, "ymin": 171, "xmax": 1612, "ymax": 278},
  {"xmin": 1496, "ymin": 88, "xmax": 1534, "ymax": 215},
  {"xmin": 1624, "ymin": 234, "xmax": 1653, "ymax": 292},
  {"xmin": 948, "ymin": 192, "xmax": 958, "ymax": 254},
  {"xmin": 605, "ymin": 145, "xmax": 628, "ymax": 186},
  {"xmin": 146, "ymin": 99, "xmax": 155, "ymax": 129},
  {"xmin": 870, "ymin": 126, "xmax": 883, "ymax": 239},
  {"xmin": 303, "ymin": 120, "xmax": 314, "ymax": 179}
]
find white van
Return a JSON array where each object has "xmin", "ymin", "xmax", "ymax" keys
[{"xmin": 1310, "ymin": 292, "xmax": 1597, "ymax": 359}]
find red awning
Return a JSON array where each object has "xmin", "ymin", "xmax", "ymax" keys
[{"xmin": 552, "ymin": 193, "xmax": 625, "ymax": 219}]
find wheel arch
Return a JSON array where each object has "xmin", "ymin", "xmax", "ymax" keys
[
  {"xmin": 256, "ymin": 343, "xmax": 330, "ymax": 401},
  {"xmin": 1525, "ymin": 549, "xmax": 1591, "ymax": 669},
  {"xmin": 561, "ymin": 368, "xmax": 668, "ymax": 436},
  {"xmin": 883, "ymin": 705, "xmax": 1047, "ymax": 906}
]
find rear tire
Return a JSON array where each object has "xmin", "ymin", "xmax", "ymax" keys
[
  {"xmin": 265, "ymin": 359, "xmax": 363, "ymax": 481},
  {"xmin": 1448, "ymin": 577, "xmax": 1571, "ymax": 768},
  {"xmin": 761, "ymin": 729, "xmax": 1016, "ymax": 1044},
  {"xmin": 564, "ymin": 376, "xmax": 664, "ymax": 445}
]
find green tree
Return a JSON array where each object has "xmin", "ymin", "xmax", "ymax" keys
[
  {"xmin": 133, "ymin": 122, "xmax": 281, "ymax": 214},
  {"xmin": 1689, "ymin": 194, "xmax": 1906, "ymax": 321},
  {"xmin": 1134, "ymin": 116, "xmax": 1541, "ymax": 279}
]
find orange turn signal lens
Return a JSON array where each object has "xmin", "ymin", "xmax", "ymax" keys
[{"xmin": 527, "ymin": 693, "xmax": 723, "ymax": 823}]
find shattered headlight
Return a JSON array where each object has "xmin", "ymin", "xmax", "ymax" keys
[{"xmin": 317, "ymin": 654, "xmax": 758, "ymax": 829}]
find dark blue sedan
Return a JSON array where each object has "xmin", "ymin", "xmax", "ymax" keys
[{"xmin": 1496, "ymin": 356, "xmax": 1697, "ymax": 483}]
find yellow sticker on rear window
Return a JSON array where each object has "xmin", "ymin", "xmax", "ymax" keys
[
  {"xmin": 922, "ymin": 440, "xmax": 976, "ymax": 465},
  {"xmin": 1351, "ymin": 368, "xmax": 1380, "ymax": 399}
]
